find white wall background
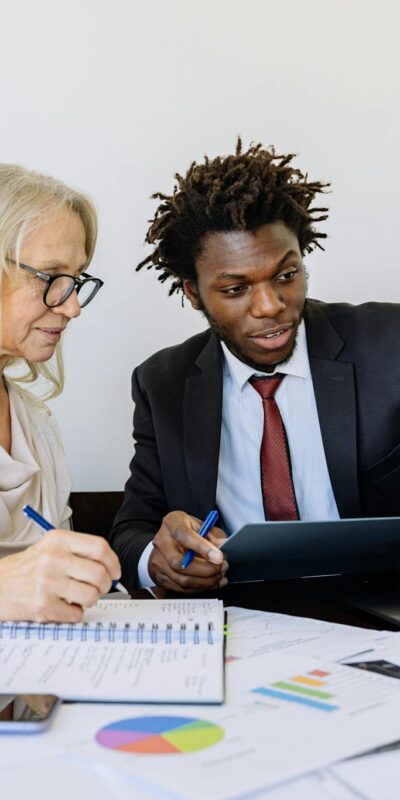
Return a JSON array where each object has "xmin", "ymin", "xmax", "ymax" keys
[{"xmin": 1, "ymin": 0, "xmax": 399, "ymax": 490}]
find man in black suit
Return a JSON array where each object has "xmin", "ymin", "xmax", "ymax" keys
[{"xmin": 110, "ymin": 141, "xmax": 400, "ymax": 593}]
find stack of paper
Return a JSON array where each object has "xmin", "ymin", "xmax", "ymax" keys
[
  {"xmin": 2, "ymin": 601, "xmax": 399, "ymax": 798},
  {"xmin": 23, "ymin": 605, "xmax": 400, "ymax": 799}
]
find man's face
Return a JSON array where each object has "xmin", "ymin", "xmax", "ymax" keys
[{"xmin": 183, "ymin": 221, "xmax": 307, "ymax": 371}]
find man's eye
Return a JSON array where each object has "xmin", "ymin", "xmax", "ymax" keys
[
  {"xmin": 277, "ymin": 270, "xmax": 297, "ymax": 282},
  {"xmin": 221, "ymin": 285, "xmax": 247, "ymax": 295}
]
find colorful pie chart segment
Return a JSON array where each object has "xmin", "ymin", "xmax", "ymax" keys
[{"xmin": 96, "ymin": 715, "xmax": 224, "ymax": 754}]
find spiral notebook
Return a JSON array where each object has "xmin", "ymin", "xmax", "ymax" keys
[{"xmin": 0, "ymin": 599, "xmax": 225, "ymax": 704}]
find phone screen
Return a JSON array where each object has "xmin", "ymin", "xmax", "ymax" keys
[{"xmin": 0, "ymin": 694, "xmax": 60, "ymax": 730}]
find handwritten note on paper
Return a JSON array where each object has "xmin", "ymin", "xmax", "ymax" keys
[{"xmin": 0, "ymin": 599, "xmax": 224, "ymax": 703}]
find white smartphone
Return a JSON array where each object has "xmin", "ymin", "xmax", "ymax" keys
[{"xmin": 0, "ymin": 694, "xmax": 61, "ymax": 733}]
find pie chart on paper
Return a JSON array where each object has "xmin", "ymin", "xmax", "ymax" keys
[{"xmin": 95, "ymin": 715, "xmax": 224, "ymax": 754}]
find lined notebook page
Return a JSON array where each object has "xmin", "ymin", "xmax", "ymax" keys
[{"xmin": 0, "ymin": 599, "xmax": 224, "ymax": 704}]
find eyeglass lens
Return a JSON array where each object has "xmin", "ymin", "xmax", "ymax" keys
[{"xmin": 46, "ymin": 276, "xmax": 98, "ymax": 308}]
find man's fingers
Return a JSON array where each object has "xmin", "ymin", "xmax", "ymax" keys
[
  {"xmin": 150, "ymin": 512, "xmax": 227, "ymax": 593},
  {"xmin": 151, "ymin": 548, "xmax": 227, "ymax": 593},
  {"xmin": 170, "ymin": 554, "xmax": 228, "ymax": 577},
  {"xmin": 206, "ymin": 529, "xmax": 228, "ymax": 548},
  {"xmin": 167, "ymin": 523, "xmax": 223, "ymax": 564},
  {"xmin": 156, "ymin": 569, "xmax": 223, "ymax": 593},
  {"xmin": 175, "ymin": 572, "xmax": 226, "ymax": 591},
  {"xmin": 153, "ymin": 537, "xmax": 223, "ymax": 576}
]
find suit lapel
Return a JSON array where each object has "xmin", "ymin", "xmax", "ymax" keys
[
  {"xmin": 183, "ymin": 333, "xmax": 223, "ymax": 518},
  {"xmin": 305, "ymin": 301, "xmax": 361, "ymax": 517}
]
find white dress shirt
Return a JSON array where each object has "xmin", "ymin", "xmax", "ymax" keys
[
  {"xmin": 217, "ymin": 321, "xmax": 339, "ymax": 534},
  {"xmin": 138, "ymin": 321, "xmax": 339, "ymax": 586}
]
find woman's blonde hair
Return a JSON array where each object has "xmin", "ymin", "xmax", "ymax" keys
[{"xmin": 0, "ymin": 164, "xmax": 97, "ymax": 398}]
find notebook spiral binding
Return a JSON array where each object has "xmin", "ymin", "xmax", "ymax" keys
[{"xmin": 0, "ymin": 620, "xmax": 216, "ymax": 644}]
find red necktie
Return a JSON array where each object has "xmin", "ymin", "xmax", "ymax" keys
[{"xmin": 251, "ymin": 375, "xmax": 299, "ymax": 521}]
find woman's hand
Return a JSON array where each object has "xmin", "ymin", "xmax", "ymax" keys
[{"xmin": 0, "ymin": 530, "xmax": 121, "ymax": 622}]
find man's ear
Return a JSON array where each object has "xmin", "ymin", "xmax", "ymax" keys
[{"xmin": 183, "ymin": 279, "xmax": 202, "ymax": 310}]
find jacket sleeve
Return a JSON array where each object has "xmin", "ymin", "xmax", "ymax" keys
[{"xmin": 108, "ymin": 368, "xmax": 168, "ymax": 590}]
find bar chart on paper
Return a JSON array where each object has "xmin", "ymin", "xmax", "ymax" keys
[
  {"xmin": 252, "ymin": 660, "xmax": 400, "ymax": 715},
  {"xmin": 253, "ymin": 669, "xmax": 339, "ymax": 711},
  {"xmin": 96, "ymin": 715, "xmax": 224, "ymax": 754}
]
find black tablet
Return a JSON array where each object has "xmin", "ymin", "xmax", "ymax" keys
[{"xmin": 220, "ymin": 517, "xmax": 400, "ymax": 582}]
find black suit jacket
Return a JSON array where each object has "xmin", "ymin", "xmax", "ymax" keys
[{"xmin": 110, "ymin": 299, "xmax": 400, "ymax": 589}]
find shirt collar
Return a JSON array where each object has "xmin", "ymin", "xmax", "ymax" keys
[{"xmin": 221, "ymin": 319, "xmax": 309, "ymax": 391}]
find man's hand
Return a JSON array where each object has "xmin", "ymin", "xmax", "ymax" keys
[
  {"xmin": 0, "ymin": 530, "xmax": 121, "ymax": 622},
  {"xmin": 148, "ymin": 511, "xmax": 228, "ymax": 593}
]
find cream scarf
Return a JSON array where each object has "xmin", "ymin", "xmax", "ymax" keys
[{"xmin": 0, "ymin": 381, "xmax": 71, "ymax": 555}]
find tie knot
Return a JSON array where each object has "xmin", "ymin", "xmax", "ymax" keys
[{"xmin": 250, "ymin": 374, "xmax": 283, "ymax": 400}]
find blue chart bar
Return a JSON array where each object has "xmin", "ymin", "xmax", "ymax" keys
[{"xmin": 253, "ymin": 687, "xmax": 339, "ymax": 712}]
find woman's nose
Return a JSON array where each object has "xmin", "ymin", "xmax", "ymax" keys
[{"xmin": 53, "ymin": 289, "xmax": 81, "ymax": 319}]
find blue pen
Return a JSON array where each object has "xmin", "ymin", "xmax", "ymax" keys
[
  {"xmin": 181, "ymin": 509, "xmax": 219, "ymax": 569},
  {"xmin": 22, "ymin": 505, "xmax": 129, "ymax": 595}
]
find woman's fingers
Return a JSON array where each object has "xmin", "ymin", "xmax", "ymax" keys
[
  {"xmin": 57, "ymin": 576, "xmax": 103, "ymax": 609},
  {"xmin": 52, "ymin": 530, "xmax": 121, "ymax": 580},
  {"xmin": 32, "ymin": 598, "xmax": 84, "ymax": 624},
  {"xmin": 0, "ymin": 531, "xmax": 122, "ymax": 622},
  {"xmin": 65, "ymin": 553, "xmax": 112, "ymax": 595}
]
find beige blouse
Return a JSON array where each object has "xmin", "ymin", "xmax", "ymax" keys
[{"xmin": 0, "ymin": 381, "xmax": 72, "ymax": 554}]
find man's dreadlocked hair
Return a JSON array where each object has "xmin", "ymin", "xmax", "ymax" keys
[{"xmin": 137, "ymin": 139, "xmax": 329, "ymax": 295}]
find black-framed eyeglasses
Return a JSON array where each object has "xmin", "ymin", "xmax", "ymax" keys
[{"xmin": 7, "ymin": 259, "xmax": 104, "ymax": 309}]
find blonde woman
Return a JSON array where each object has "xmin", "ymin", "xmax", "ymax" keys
[{"xmin": 0, "ymin": 164, "xmax": 120, "ymax": 622}]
